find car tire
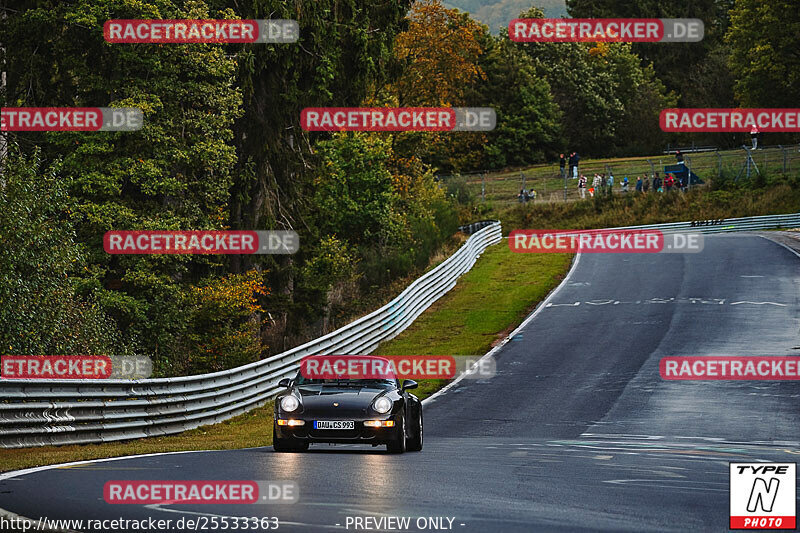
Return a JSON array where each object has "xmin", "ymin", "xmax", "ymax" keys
[
  {"xmin": 386, "ymin": 411, "xmax": 406, "ymax": 454},
  {"xmin": 407, "ymin": 408, "xmax": 423, "ymax": 452}
]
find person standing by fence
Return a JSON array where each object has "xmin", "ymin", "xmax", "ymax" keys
[
  {"xmin": 578, "ymin": 174, "xmax": 587, "ymax": 198},
  {"xmin": 653, "ymin": 172, "xmax": 662, "ymax": 192},
  {"xmin": 569, "ymin": 152, "xmax": 580, "ymax": 179},
  {"xmin": 636, "ymin": 176, "xmax": 643, "ymax": 193},
  {"xmin": 750, "ymin": 124, "xmax": 759, "ymax": 149}
]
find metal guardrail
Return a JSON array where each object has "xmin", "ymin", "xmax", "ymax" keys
[
  {"xmin": 458, "ymin": 219, "xmax": 499, "ymax": 235},
  {"xmin": 610, "ymin": 212, "xmax": 800, "ymax": 234},
  {"xmin": 0, "ymin": 223, "xmax": 503, "ymax": 448}
]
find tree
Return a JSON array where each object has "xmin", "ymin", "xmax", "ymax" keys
[
  {"xmin": 395, "ymin": 0, "xmax": 485, "ymax": 107},
  {"xmin": 4, "ymin": 0, "xmax": 244, "ymax": 368},
  {"xmin": 475, "ymin": 31, "xmax": 562, "ymax": 167},
  {"xmin": 518, "ymin": 7, "xmax": 675, "ymax": 156},
  {"xmin": 0, "ymin": 146, "xmax": 126, "ymax": 356},
  {"xmin": 726, "ymin": 0, "xmax": 800, "ymax": 108},
  {"xmin": 566, "ymin": 0, "xmax": 735, "ymax": 102}
]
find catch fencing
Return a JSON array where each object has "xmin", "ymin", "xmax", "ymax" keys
[{"xmin": 441, "ymin": 145, "xmax": 800, "ymax": 207}]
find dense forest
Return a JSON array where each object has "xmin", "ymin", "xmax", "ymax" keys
[{"xmin": 1, "ymin": 0, "xmax": 797, "ymax": 377}]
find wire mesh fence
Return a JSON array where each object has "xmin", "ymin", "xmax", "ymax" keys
[{"xmin": 438, "ymin": 145, "xmax": 800, "ymax": 209}]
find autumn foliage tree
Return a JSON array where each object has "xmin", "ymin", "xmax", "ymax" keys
[{"xmin": 395, "ymin": 0, "xmax": 485, "ymax": 107}]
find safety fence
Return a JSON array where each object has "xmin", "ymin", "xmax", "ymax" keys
[{"xmin": 0, "ymin": 223, "xmax": 502, "ymax": 448}]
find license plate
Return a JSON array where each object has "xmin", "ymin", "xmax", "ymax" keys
[{"xmin": 314, "ymin": 420, "xmax": 354, "ymax": 430}]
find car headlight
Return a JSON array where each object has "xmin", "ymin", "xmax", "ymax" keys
[
  {"xmin": 280, "ymin": 395, "xmax": 300, "ymax": 412},
  {"xmin": 372, "ymin": 396, "xmax": 392, "ymax": 414}
]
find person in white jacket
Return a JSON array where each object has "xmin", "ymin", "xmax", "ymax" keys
[{"xmin": 750, "ymin": 124, "xmax": 759, "ymax": 149}]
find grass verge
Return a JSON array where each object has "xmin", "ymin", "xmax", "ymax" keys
[
  {"xmin": 497, "ymin": 184, "xmax": 800, "ymax": 233},
  {"xmin": 0, "ymin": 242, "xmax": 571, "ymax": 473}
]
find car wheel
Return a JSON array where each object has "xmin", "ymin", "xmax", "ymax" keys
[
  {"xmin": 407, "ymin": 408, "xmax": 423, "ymax": 452},
  {"xmin": 386, "ymin": 411, "xmax": 406, "ymax": 454},
  {"xmin": 272, "ymin": 424, "xmax": 309, "ymax": 452}
]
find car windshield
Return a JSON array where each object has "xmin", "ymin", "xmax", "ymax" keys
[{"xmin": 295, "ymin": 375, "xmax": 397, "ymax": 389}]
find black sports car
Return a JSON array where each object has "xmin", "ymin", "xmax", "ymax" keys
[{"xmin": 273, "ymin": 356, "xmax": 423, "ymax": 454}]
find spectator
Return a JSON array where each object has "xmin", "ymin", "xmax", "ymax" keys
[
  {"xmin": 592, "ymin": 173, "xmax": 601, "ymax": 189},
  {"xmin": 559, "ymin": 153, "xmax": 566, "ymax": 180},
  {"xmin": 600, "ymin": 173, "xmax": 607, "ymax": 190},
  {"xmin": 643, "ymin": 174, "xmax": 650, "ymax": 193},
  {"xmin": 518, "ymin": 189, "xmax": 524, "ymax": 202},
  {"xmin": 675, "ymin": 150, "xmax": 684, "ymax": 164},
  {"xmin": 664, "ymin": 173, "xmax": 674, "ymax": 191},
  {"xmin": 653, "ymin": 172, "xmax": 662, "ymax": 192},
  {"xmin": 588, "ymin": 186, "xmax": 595, "ymax": 198},
  {"xmin": 621, "ymin": 176, "xmax": 629, "ymax": 193},
  {"xmin": 607, "ymin": 173, "xmax": 614, "ymax": 196},
  {"xmin": 569, "ymin": 152, "xmax": 580, "ymax": 179},
  {"xmin": 635, "ymin": 176, "xmax": 643, "ymax": 193},
  {"xmin": 750, "ymin": 124, "xmax": 759, "ymax": 149},
  {"xmin": 578, "ymin": 175, "xmax": 587, "ymax": 199}
]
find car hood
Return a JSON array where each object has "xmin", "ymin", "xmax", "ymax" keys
[{"xmin": 294, "ymin": 386, "xmax": 386, "ymax": 416}]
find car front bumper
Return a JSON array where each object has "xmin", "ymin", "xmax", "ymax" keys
[{"xmin": 274, "ymin": 414, "xmax": 402, "ymax": 444}]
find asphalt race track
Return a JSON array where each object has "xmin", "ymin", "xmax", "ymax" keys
[{"xmin": 1, "ymin": 234, "xmax": 799, "ymax": 532}]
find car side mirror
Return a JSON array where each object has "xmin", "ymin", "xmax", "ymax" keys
[
  {"xmin": 278, "ymin": 378, "xmax": 291, "ymax": 388},
  {"xmin": 402, "ymin": 379, "xmax": 418, "ymax": 391}
]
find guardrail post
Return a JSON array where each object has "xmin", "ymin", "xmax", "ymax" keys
[
  {"xmin": 686, "ymin": 156, "xmax": 692, "ymax": 190},
  {"xmin": 780, "ymin": 145, "xmax": 787, "ymax": 174}
]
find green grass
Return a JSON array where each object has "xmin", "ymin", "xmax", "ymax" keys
[
  {"xmin": 0, "ymin": 242, "xmax": 572, "ymax": 473},
  {"xmin": 374, "ymin": 243, "xmax": 573, "ymax": 399}
]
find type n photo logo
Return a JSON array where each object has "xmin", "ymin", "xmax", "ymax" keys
[{"xmin": 730, "ymin": 463, "xmax": 796, "ymax": 529}]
